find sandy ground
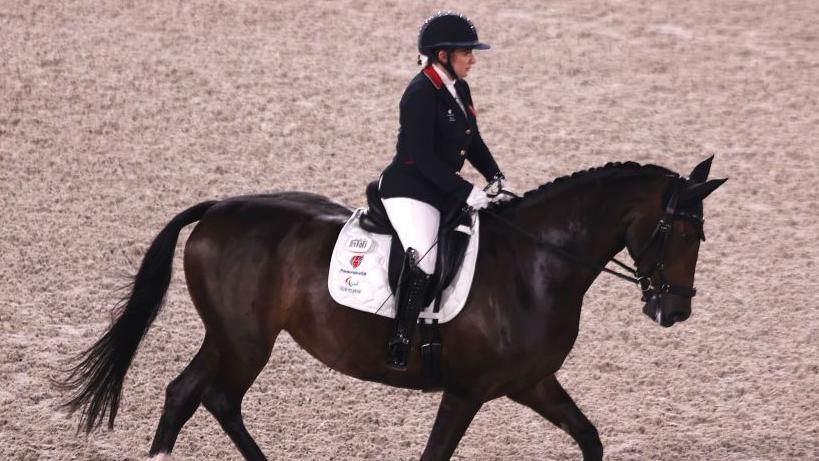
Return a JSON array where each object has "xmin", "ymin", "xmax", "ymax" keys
[{"xmin": 1, "ymin": 0, "xmax": 818, "ymax": 459}]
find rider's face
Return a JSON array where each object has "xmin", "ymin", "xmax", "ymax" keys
[{"xmin": 440, "ymin": 48, "xmax": 476, "ymax": 79}]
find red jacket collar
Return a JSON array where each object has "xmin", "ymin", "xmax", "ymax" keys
[{"xmin": 422, "ymin": 65, "xmax": 444, "ymax": 90}]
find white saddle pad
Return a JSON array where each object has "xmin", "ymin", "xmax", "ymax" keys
[{"xmin": 327, "ymin": 209, "xmax": 480, "ymax": 323}]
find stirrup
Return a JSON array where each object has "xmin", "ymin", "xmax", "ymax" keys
[
  {"xmin": 387, "ymin": 340, "xmax": 410, "ymax": 369},
  {"xmin": 387, "ymin": 334, "xmax": 410, "ymax": 348}
]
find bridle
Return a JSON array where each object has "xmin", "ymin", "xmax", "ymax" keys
[
  {"xmin": 482, "ymin": 178, "xmax": 702, "ymax": 302},
  {"xmin": 619, "ymin": 178, "xmax": 701, "ymax": 302}
]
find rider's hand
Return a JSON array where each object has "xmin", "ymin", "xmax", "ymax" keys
[
  {"xmin": 486, "ymin": 174, "xmax": 516, "ymax": 202},
  {"xmin": 466, "ymin": 186, "xmax": 491, "ymax": 210}
]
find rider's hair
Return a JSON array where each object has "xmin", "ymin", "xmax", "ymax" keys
[
  {"xmin": 417, "ymin": 48, "xmax": 449, "ymax": 66},
  {"xmin": 427, "ymin": 48, "xmax": 443, "ymax": 63}
]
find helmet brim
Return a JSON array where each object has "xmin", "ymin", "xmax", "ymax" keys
[{"xmin": 422, "ymin": 41, "xmax": 491, "ymax": 51}]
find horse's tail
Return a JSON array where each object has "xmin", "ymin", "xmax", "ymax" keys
[{"xmin": 60, "ymin": 200, "xmax": 218, "ymax": 433}]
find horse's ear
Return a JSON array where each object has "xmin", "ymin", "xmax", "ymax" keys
[
  {"xmin": 682, "ymin": 178, "xmax": 727, "ymax": 203},
  {"xmin": 689, "ymin": 155, "xmax": 714, "ymax": 182}
]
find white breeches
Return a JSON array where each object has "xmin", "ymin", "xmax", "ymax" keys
[{"xmin": 381, "ymin": 197, "xmax": 440, "ymax": 275}]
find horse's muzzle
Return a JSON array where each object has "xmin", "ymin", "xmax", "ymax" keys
[{"xmin": 643, "ymin": 294, "xmax": 691, "ymax": 328}]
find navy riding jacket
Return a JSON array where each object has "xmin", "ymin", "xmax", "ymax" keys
[{"xmin": 379, "ymin": 65, "xmax": 502, "ymax": 212}]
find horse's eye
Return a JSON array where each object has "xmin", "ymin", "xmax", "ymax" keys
[{"xmin": 680, "ymin": 231, "xmax": 700, "ymax": 243}]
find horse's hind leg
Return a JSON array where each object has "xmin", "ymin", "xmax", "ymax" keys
[
  {"xmin": 508, "ymin": 374, "xmax": 603, "ymax": 461},
  {"xmin": 201, "ymin": 383, "xmax": 266, "ymax": 461},
  {"xmin": 420, "ymin": 391, "xmax": 483, "ymax": 461},
  {"xmin": 148, "ymin": 337, "xmax": 217, "ymax": 457},
  {"xmin": 200, "ymin": 330, "xmax": 279, "ymax": 461}
]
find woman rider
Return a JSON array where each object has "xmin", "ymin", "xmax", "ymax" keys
[{"xmin": 379, "ymin": 11, "xmax": 508, "ymax": 369}]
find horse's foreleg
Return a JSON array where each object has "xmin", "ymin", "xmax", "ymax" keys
[
  {"xmin": 420, "ymin": 391, "xmax": 483, "ymax": 461},
  {"xmin": 508, "ymin": 374, "xmax": 603, "ymax": 461}
]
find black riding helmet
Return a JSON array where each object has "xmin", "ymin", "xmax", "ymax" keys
[{"xmin": 417, "ymin": 11, "xmax": 490, "ymax": 78}]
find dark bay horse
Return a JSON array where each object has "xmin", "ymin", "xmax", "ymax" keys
[{"xmin": 63, "ymin": 159, "xmax": 725, "ymax": 460}]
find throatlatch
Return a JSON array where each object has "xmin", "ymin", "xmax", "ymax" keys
[{"xmin": 387, "ymin": 248, "xmax": 432, "ymax": 369}]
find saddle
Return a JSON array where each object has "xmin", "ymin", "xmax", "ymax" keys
[
  {"xmin": 359, "ymin": 181, "xmax": 473, "ymax": 308},
  {"xmin": 358, "ymin": 181, "xmax": 473, "ymax": 389}
]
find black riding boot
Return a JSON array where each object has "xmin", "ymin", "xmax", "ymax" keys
[{"xmin": 387, "ymin": 249, "xmax": 432, "ymax": 370}]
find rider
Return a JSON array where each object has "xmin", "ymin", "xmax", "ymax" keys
[{"xmin": 379, "ymin": 11, "xmax": 508, "ymax": 369}]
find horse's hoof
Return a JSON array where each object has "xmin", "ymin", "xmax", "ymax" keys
[{"xmin": 148, "ymin": 453, "xmax": 173, "ymax": 461}]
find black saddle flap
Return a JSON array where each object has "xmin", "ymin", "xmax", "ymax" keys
[{"xmin": 360, "ymin": 181, "xmax": 392, "ymax": 234}]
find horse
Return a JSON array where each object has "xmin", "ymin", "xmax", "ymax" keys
[{"xmin": 62, "ymin": 158, "xmax": 726, "ymax": 461}]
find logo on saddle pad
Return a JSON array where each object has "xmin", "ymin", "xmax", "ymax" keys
[
  {"xmin": 350, "ymin": 255, "xmax": 365, "ymax": 268},
  {"xmin": 346, "ymin": 237, "xmax": 372, "ymax": 253}
]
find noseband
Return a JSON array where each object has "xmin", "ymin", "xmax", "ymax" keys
[
  {"xmin": 484, "ymin": 178, "xmax": 702, "ymax": 302},
  {"xmin": 625, "ymin": 179, "xmax": 700, "ymax": 302}
]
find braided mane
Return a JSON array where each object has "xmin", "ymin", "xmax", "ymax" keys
[{"xmin": 491, "ymin": 161, "xmax": 679, "ymax": 211}]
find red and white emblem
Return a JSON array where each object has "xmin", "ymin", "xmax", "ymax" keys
[{"xmin": 350, "ymin": 255, "xmax": 364, "ymax": 268}]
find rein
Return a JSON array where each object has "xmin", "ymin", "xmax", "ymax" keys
[
  {"xmin": 480, "ymin": 208, "xmax": 642, "ymax": 285},
  {"xmin": 482, "ymin": 181, "xmax": 699, "ymax": 300}
]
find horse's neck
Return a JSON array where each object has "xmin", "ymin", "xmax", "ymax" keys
[{"xmin": 516, "ymin": 176, "xmax": 666, "ymax": 288}]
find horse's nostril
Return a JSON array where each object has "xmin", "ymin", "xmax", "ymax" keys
[{"xmin": 670, "ymin": 312, "xmax": 689, "ymax": 323}]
